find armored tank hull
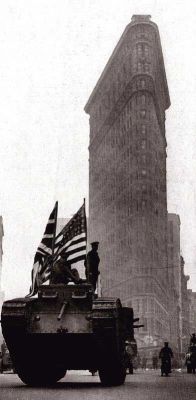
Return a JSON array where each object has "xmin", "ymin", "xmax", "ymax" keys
[{"xmin": 1, "ymin": 283, "xmax": 135, "ymax": 386}]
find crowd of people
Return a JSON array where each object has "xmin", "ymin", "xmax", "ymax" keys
[{"xmin": 134, "ymin": 336, "xmax": 196, "ymax": 374}]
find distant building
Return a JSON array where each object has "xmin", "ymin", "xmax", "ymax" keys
[
  {"xmin": 167, "ymin": 213, "xmax": 181, "ymax": 353},
  {"xmin": 0, "ymin": 216, "xmax": 4, "ymax": 345},
  {"xmin": 0, "ymin": 216, "xmax": 3, "ymax": 285},
  {"xmin": 85, "ymin": 15, "xmax": 171, "ymax": 347},
  {"xmin": 180, "ymin": 256, "xmax": 190, "ymax": 353},
  {"xmin": 188, "ymin": 290, "xmax": 196, "ymax": 337}
]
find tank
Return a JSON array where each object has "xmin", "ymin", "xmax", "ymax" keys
[{"xmin": 1, "ymin": 283, "xmax": 140, "ymax": 386}]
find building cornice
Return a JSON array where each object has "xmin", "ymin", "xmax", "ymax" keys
[{"xmin": 88, "ymin": 74, "xmax": 167, "ymax": 151}]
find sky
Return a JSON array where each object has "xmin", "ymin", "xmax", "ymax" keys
[{"xmin": 0, "ymin": 0, "xmax": 196, "ymax": 299}]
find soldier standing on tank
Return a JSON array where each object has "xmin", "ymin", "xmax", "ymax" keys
[{"xmin": 85, "ymin": 241, "xmax": 100, "ymax": 291}]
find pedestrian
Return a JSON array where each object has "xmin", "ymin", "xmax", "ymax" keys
[
  {"xmin": 141, "ymin": 356, "xmax": 147, "ymax": 370},
  {"xmin": 125, "ymin": 340, "xmax": 134, "ymax": 374},
  {"xmin": 152, "ymin": 354, "xmax": 158, "ymax": 369},
  {"xmin": 190, "ymin": 333, "xmax": 196, "ymax": 345},
  {"xmin": 159, "ymin": 342, "xmax": 173, "ymax": 376},
  {"xmin": 137, "ymin": 354, "xmax": 141, "ymax": 368},
  {"xmin": 85, "ymin": 241, "xmax": 100, "ymax": 291}
]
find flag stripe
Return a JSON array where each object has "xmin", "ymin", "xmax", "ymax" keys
[
  {"xmin": 27, "ymin": 202, "xmax": 58, "ymax": 297},
  {"xmin": 44, "ymin": 225, "xmax": 56, "ymax": 235},
  {"xmin": 55, "ymin": 232, "xmax": 86, "ymax": 247},
  {"xmin": 67, "ymin": 253, "xmax": 86, "ymax": 264},
  {"xmin": 36, "ymin": 249, "xmax": 50, "ymax": 257},
  {"xmin": 66, "ymin": 245, "xmax": 86, "ymax": 258},
  {"xmin": 38, "ymin": 243, "xmax": 53, "ymax": 254},
  {"xmin": 54, "ymin": 203, "xmax": 87, "ymax": 266},
  {"xmin": 54, "ymin": 235, "xmax": 86, "ymax": 257},
  {"xmin": 43, "ymin": 234, "xmax": 54, "ymax": 239}
]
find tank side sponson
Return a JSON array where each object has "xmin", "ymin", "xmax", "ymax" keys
[{"xmin": 1, "ymin": 297, "xmax": 38, "ymax": 362}]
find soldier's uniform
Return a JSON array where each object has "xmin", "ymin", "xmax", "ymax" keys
[{"xmin": 85, "ymin": 242, "xmax": 100, "ymax": 291}]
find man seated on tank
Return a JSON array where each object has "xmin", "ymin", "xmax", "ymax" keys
[{"xmin": 50, "ymin": 254, "xmax": 81, "ymax": 285}]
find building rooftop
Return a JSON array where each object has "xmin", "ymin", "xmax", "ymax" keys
[
  {"xmin": 131, "ymin": 15, "xmax": 151, "ymax": 23},
  {"xmin": 84, "ymin": 14, "xmax": 170, "ymax": 113}
]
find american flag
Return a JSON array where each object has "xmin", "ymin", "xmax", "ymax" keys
[
  {"xmin": 27, "ymin": 202, "xmax": 58, "ymax": 296},
  {"xmin": 54, "ymin": 202, "xmax": 87, "ymax": 264}
]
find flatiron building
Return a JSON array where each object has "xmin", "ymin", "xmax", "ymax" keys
[{"xmin": 85, "ymin": 15, "xmax": 171, "ymax": 345}]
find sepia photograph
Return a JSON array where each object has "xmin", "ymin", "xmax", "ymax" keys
[{"xmin": 0, "ymin": 0, "xmax": 196, "ymax": 398}]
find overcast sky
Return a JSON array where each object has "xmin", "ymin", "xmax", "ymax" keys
[{"xmin": 0, "ymin": 0, "xmax": 196, "ymax": 299}]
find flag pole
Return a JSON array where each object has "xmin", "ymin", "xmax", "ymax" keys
[{"xmin": 51, "ymin": 201, "xmax": 58, "ymax": 270}]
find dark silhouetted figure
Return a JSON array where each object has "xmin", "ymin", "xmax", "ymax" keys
[
  {"xmin": 190, "ymin": 333, "xmax": 196, "ymax": 345},
  {"xmin": 152, "ymin": 355, "xmax": 158, "ymax": 369},
  {"xmin": 141, "ymin": 356, "xmax": 147, "ymax": 370},
  {"xmin": 159, "ymin": 342, "xmax": 173, "ymax": 376},
  {"xmin": 85, "ymin": 242, "xmax": 100, "ymax": 291},
  {"xmin": 50, "ymin": 254, "xmax": 81, "ymax": 285}
]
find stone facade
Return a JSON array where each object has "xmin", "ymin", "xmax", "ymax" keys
[
  {"xmin": 0, "ymin": 216, "xmax": 4, "ymax": 345},
  {"xmin": 188, "ymin": 290, "xmax": 196, "ymax": 337},
  {"xmin": 180, "ymin": 256, "xmax": 191, "ymax": 353},
  {"xmin": 85, "ymin": 15, "xmax": 171, "ymax": 346},
  {"xmin": 167, "ymin": 213, "xmax": 182, "ymax": 353}
]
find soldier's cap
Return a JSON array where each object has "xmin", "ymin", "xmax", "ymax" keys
[{"xmin": 91, "ymin": 241, "xmax": 99, "ymax": 246}]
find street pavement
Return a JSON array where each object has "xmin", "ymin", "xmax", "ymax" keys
[{"xmin": 0, "ymin": 369, "xmax": 196, "ymax": 400}]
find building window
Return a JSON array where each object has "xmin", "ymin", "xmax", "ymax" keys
[
  {"xmin": 137, "ymin": 44, "xmax": 143, "ymax": 57},
  {"xmin": 142, "ymin": 200, "xmax": 146, "ymax": 210},
  {"xmin": 138, "ymin": 62, "xmax": 142, "ymax": 73},
  {"xmin": 140, "ymin": 110, "xmax": 146, "ymax": 118},
  {"xmin": 144, "ymin": 45, "xmax": 149, "ymax": 57},
  {"xmin": 144, "ymin": 62, "xmax": 150, "ymax": 72},
  {"xmin": 141, "ymin": 124, "xmax": 146, "ymax": 135},
  {"xmin": 141, "ymin": 95, "xmax": 146, "ymax": 106},
  {"xmin": 141, "ymin": 140, "xmax": 146, "ymax": 150}
]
